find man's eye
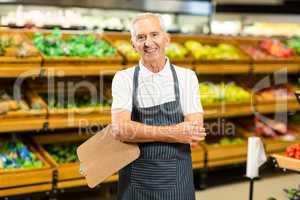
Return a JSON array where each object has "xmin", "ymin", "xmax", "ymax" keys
[
  {"xmin": 137, "ymin": 35, "xmax": 145, "ymax": 40},
  {"xmin": 152, "ymin": 33, "xmax": 159, "ymax": 37}
]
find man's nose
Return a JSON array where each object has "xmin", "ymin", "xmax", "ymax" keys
[{"xmin": 144, "ymin": 36, "xmax": 154, "ymax": 47}]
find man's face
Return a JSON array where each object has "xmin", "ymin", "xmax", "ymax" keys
[{"xmin": 131, "ymin": 17, "xmax": 170, "ymax": 62}]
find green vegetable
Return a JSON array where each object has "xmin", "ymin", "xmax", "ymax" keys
[
  {"xmin": 34, "ymin": 28, "xmax": 117, "ymax": 58},
  {"xmin": 45, "ymin": 143, "xmax": 78, "ymax": 164},
  {"xmin": 286, "ymin": 38, "xmax": 300, "ymax": 55}
]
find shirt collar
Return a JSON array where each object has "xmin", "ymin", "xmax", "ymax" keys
[{"xmin": 139, "ymin": 57, "xmax": 171, "ymax": 77}]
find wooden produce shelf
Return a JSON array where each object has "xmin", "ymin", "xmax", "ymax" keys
[
  {"xmin": 255, "ymin": 100, "xmax": 300, "ymax": 114},
  {"xmin": 195, "ymin": 63, "xmax": 250, "ymax": 74},
  {"xmin": 0, "ymin": 184, "xmax": 52, "ymax": 197},
  {"xmin": 0, "ymin": 110, "xmax": 47, "ymax": 133},
  {"xmin": 204, "ymin": 102, "xmax": 253, "ymax": 119},
  {"xmin": 0, "ymin": 30, "xmax": 42, "ymax": 78},
  {"xmin": 0, "ymin": 140, "xmax": 53, "ymax": 197},
  {"xmin": 236, "ymin": 126, "xmax": 294, "ymax": 155},
  {"xmin": 272, "ymin": 154, "xmax": 300, "ymax": 172},
  {"xmin": 25, "ymin": 30, "xmax": 124, "ymax": 77},
  {"xmin": 47, "ymin": 107, "xmax": 111, "ymax": 129},
  {"xmin": 234, "ymin": 37, "xmax": 300, "ymax": 74},
  {"xmin": 191, "ymin": 146, "xmax": 205, "ymax": 169},
  {"xmin": 203, "ymin": 140, "xmax": 247, "ymax": 168},
  {"xmin": 0, "ymin": 81, "xmax": 48, "ymax": 133},
  {"xmin": 34, "ymin": 133, "xmax": 117, "ymax": 189},
  {"xmin": 40, "ymin": 62, "xmax": 124, "ymax": 77},
  {"xmin": 252, "ymin": 62, "xmax": 300, "ymax": 74},
  {"xmin": 182, "ymin": 34, "xmax": 251, "ymax": 72}
]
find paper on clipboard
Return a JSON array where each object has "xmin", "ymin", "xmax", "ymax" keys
[{"xmin": 77, "ymin": 125, "xmax": 140, "ymax": 188}]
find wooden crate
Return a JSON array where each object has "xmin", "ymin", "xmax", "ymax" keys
[
  {"xmin": 191, "ymin": 146, "xmax": 205, "ymax": 169},
  {"xmin": 202, "ymin": 126, "xmax": 248, "ymax": 167},
  {"xmin": 47, "ymin": 107, "xmax": 111, "ymax": 130},
  {"xmin": 28, "ymin": 79, "xmax": 112, "ymax": 129},
  {"xmin": 172, "ymin": 34, "xmax": 251, "ymax": 73},
  {"xmin": 204, "ymin": 102, "xmax": 253, "ymax": 119},
  {"xmin": 0, "ymin": 80, "xmax": 47, "ymax": 133},
  {"xmin": 103, "ymin": 32, "xmax": 194, "ymax": 68},
  {"xmin": 25, "ymin": 30, "xmax": 124, "ymax": 76},
  {"xmin": 174, "ymin": 34, "xmax": 251, "ymax": 74},
  {"xmin": 234, "ymin": 37, "xmax": 300, "ymax": 73},
  {"xmin": 236, "ymin": 126, "xmax": 293, "ymax": 154},
  {"xmin": 33, "ymin": 132, "xmax": 117, "ymax": 189},
  {"xmin": 272, "ymin": 154, "xmax": 300, "ymax": 172},
  {"xmin": 0, "ymin": 30, "xmax": 42, "ymax": 77},
  {"xmin": 0, "ymin": 139, "xmax": 52, "ymax": 197}
]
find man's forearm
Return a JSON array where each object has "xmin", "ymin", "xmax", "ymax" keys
[{"xmin": 112, "ymin": 120, "xmax": 181, "ymax": 143}]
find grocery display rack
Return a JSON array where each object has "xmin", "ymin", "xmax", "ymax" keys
[{"xmin": 0, "ymin": 28, "xmax": 300, "ymax": 199}]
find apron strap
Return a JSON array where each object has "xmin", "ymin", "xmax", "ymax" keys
[
  {"xmin": 132, "ymin": 65, "xmax": 140, "ymax": 108},
  {"xmin": 170, "ymin": 64, "xmax": 181, "ymax": 104}
]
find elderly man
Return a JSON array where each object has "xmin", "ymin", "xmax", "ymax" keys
[{"xmin": 111, "ymin": 13, "xmax": 205, "ymax": 200}]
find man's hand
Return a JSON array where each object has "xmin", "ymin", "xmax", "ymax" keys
[{"xmin": 173, "ymin": 121, "xmax": 205, "ymax": 146}]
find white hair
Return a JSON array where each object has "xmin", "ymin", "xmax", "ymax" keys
[{"xmin": 130, "ymin": 12, "xmax": 166, "ymax": 37}]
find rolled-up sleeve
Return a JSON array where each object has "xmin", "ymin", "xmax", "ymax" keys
[
  {"xmin": 182, "ymin": 70, "xmax": 203, "ymax": 116},
  {"xmin": 111, "ymin": 71, "xmax": 132, "ymax": 112}
]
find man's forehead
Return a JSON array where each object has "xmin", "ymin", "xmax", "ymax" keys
[{"xmin": 133, "ymin": 17, "xmax": 164, "ymax": 34}]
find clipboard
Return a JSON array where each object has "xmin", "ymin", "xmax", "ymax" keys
[{"xmin": 77, "ymin": 125, "xmax": 140, "ymax": 188}]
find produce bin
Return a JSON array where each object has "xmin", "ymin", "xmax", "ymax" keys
[
  {"xmin": 272, "ymin": 154, "xmax": 300, "ymax": 172},
  {"xmin": 179, "ymin": 34, "xmax": 251, "ymax": 74},
  {"xmin": 0, "ymin": 80, "xmax": 47, "ymax": 133},
  {"xmin": 236, "ymin": 122, "xmax": 297, "ymax": 155},
  {"xmin": 191, "ymin": 146, "xmax": 205, "ymax": 169},
  {"xmin": 202, "ymin": 121, "xmax": 248, "ymax": 167},
  {"xmin": 33, "ymin": 132, "xmax": 118, "ymax": 189},
  {"xmin": 200, "ymin": 81, "xmax": 253, "ymax": 119},
  {"xmin": 0, "ymin": 137, "xmax": 52, "ymax": 197},
  {"xmin": 235, "ymin": 37, "xmax": 300, "ymax": 73},
  {"xmin": 28, "ymin": 79, "xmax": 111, "ymax": 129},
  {"xmin": 25, "ymin": 30, "xmax": 124, "ymax": 76},
  {"xmin": 0, "ymin": 30, "xmax": 42, "ymax": 78}
]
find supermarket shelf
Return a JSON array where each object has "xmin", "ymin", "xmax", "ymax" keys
[
  {"xmin": 272, "ymin": 154, "xmax": 300, "ymax": 172},
  {"xmin": 0, "ymin": 101, "xmax": 298, "ymax": 133},
  {"xmin": 255, "ymin": 100, "xmax": 300, "ymax": 114},
  {"xmin": 0, "ymin": 66, "xmax": 41, "ymax": 78},
  {"xmin": 204, "ymin": 103, "xmax": 253, "ymax": 119},
  {"xmin": 0, "ymin": 184, "xmax": 52, "ymax": 197},
  {"xmin": 40, "ymin": 65, "xmax": 124, "ymax": 77},
  {"xmin": 47, "ymin": 107, "xmax": 111, "ymax": 129},
  {"xmin": 0, "ymin": 110, "xmax": 47, "ymax": 133},
  {"xmin": 207, "ymin": 156, "xmax": 247, "ymax": 168},
  {"xmin": 191, "ymin": 146, "xmax": 205, "ymax": 169},
  {"xmin": 253, "ymin": 63, "xmax": 300, "ymax": 74},
  {"xmin": 195, "ymin": 63, "xmax": 250, "ymax": 74},
  {"xmin": 0, "ymin": 142, "xmax": 53, "ymax": 197}
]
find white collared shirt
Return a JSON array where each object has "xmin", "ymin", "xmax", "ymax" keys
[{"xmin": 111, "ymin": 58, "xmax": 203, "ymax": 116}]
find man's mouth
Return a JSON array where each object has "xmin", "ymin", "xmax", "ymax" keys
[{"xmin": 144, "ymin": 48, "xmax": 158, "ymax": 54}]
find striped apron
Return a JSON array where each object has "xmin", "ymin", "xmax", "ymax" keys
[{"xmin": 118, "ymin": 64, "xmax": 195, "ymax": 200}]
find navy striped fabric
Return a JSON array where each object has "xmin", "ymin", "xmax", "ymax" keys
[{"xmin": 118, "ymin": 64, "xmax": 195, "ymax": 200}]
